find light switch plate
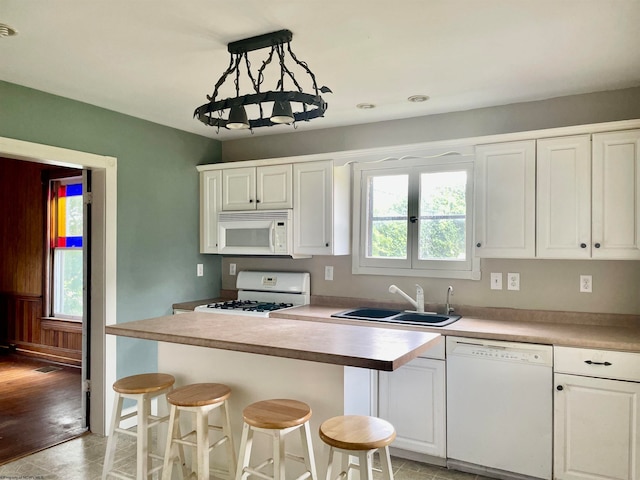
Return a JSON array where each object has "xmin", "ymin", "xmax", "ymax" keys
[
  {"xmin": 325, "ymin": 266, "xmax": 334, "ymax": 281},
  {"xmin": 490, "ymin": 272, "xmax": 503, "ymax": 290},
  {"xmin": 197, "ymin": 264, "xmax": 204, "ymax": 277},
  {"xmin": 229, "ymin": 263, "xmax": 236, "ymax": 276}
]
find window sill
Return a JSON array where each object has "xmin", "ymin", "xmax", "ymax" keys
[
  {"xmin": 352, "ymin": 259, "xmax": 481, "ymax": 280},
  {"xmin": 41, "ymin": 316, "xmax": 83, "ymax": 324}
]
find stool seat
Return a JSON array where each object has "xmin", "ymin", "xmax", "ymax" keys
[
  {"xmin": 243, "ymin": 398, "xmax": 312, "ymax": 429},
  {"xmin": 319, "ymin": 415, "xmax": 396, "ymax": 450},
  {"xmin": 167, "ymin": 382, "xmax": 231, "ymax": 407},
  {"xmin": 113, "ymin": 373, "xmax": 175, "ymax": 394}
]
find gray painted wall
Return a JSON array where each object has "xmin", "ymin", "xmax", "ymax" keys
[
  {"xmin": 0, "ymin": 80, "xmax": 223, "ymax": 377},
  {"xmin": 219, "ymin": 87, "xmax": 640, "ymax": 316}
]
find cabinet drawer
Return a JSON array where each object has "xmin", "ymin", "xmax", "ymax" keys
[{"xmin": 554, "ymin": 346, "xmax": 640, "ymax": 381}]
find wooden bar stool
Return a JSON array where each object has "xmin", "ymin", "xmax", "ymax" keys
[
  {"xmin": 319, "ymin": 415, "xmax": 396, "ymax": 480},
  {"xmin": 236, "ymin": 399, "xmax": 318, "ymax": 480},
  {"xmin": 102, "ymin": 373, "xmax": 175, "ymax": 480},
  {"xmin": 162, "ymin": 383, "xmax": 236, "ymax": 480}
]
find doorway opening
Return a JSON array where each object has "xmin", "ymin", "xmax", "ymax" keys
[
  {"xmin": 0, "ymin": 136, "xmax": 117, "ymax": 448},
  {"xmin": 0, "ymin": 159, "xmax": 87, "ymax": 464}
]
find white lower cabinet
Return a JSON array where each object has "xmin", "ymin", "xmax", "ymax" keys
[
  {"xmin": 378, "ymin": 339, "xmax": 446, "ymax": 460},
  {"xmin": 554, "ymin": 347, "xmax": 640, "ymax": 480}
]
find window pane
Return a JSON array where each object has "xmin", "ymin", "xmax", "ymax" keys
[
  {"xmin": 419, "ymin": 171, "xmax": 467, "ymax": 261},
  {"xmin": 53, "ymin": 249, "xmax": 83, "ymax": 317},
  {"xmin": 56, "ymin": 183, "xmax": 83, "ymax": 247},
  {"xmin": 367, "ymin": 174, "xmax": 408, "ymax": 259}
]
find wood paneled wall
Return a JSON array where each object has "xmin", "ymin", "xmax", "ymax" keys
[
  {"xmin": 0, "ymin": 158, "xmax": 82, "ymax": 365},
  {"xmin": 0, "ymin": 158, "xmax": 45, "ymax": 295}
]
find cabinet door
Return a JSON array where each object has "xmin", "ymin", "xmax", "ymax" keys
[
  {"xmin": 536, "ymin": 135, "xmax": 591, "ymax": 258},
  {"xmin": 592, "ymin": 129, "xmax": 640, "ymax": 259},
  {"xmin": 293, "ymin": 160, "xmax": 333, "ymax": 255},
  {"xmin": 378, "ymin": 358, "xmax": 446, "ymax": 458},
  {"xmin": 474, "ymin": 140, "xmax": 536, "ymax": 258},
  {"xmin": 554, "ymin": 373, "xmax": 640, "ymax": 480},
  {"xmin": 222, "ymin": 167, "xmax": 256, "ymax": 210},
  {"xmin": 256, "ymin": 164, "xmax": 292, "ymax": 209},
  {"xmin": 200, "ymin": 170, "xmax": 222, "ymax": 253}
]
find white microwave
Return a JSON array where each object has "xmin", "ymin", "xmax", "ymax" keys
[{"xmin": 217, "ymin": 209, "xmax": 293, "ymax": 256}]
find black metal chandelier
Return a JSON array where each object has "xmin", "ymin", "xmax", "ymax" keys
[{"xmin": 194, "ymin": 29, "xmax": 331, "ymax": 132}]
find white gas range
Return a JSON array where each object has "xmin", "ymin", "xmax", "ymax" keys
[{"xmin": 195, "ymin": 271, "xmax": 310, "ymax": 317}]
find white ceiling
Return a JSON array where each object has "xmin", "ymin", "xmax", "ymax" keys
[{"xmin": 1, "ymin": 1, "xmax": 639, "ymax": 140}]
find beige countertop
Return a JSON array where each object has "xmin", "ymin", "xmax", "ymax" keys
[
  {"xmin": 272, "ymin": 305, "xmax": 640, "ymax": 353},
  {"xmin": 105, "ymin": 311, "xmax": 441, "ymax": 371}
]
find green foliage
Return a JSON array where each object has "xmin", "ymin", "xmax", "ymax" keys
[{"xmin": 370, "ymin": 182, "xmax": 466, "ymax": 261}]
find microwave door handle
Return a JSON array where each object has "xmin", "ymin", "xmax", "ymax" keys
[{"xmin": 270, "ymin": 224, "xmax": 275, "ymax": 251}]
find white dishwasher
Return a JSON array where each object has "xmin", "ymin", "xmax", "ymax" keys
[{"xmin": 446, "ymin": 336, "xmax": 553, "ymax": 480}]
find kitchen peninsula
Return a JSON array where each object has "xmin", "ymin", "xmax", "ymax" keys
[{"xmin": 105, "ymin": 311, "xmax": 441, "ymax": 465}]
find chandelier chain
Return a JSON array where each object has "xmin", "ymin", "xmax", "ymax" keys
[
  {"xmin": 207, "ymin": 54, "xmax": 236, "ymax": 102},
  {"xmin": 287, "ymin": 43, "xmax": 319, "ymax": 95}
]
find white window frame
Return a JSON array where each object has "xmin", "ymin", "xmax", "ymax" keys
[{"xmin": 352, "ymin": 156, "xmax": 480, "ymax": 280}]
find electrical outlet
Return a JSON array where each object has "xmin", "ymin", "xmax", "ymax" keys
[
  {"xmin": 490, "ymin": 272, "xmax": 503, "ymax": 290},
  {"xmin": 197, "ymin": 264, "xmax": 204, "ymax": 277},
  {"xmin": 507, "ymin": 272, "xmax": 520, "ymax": 291},
  {"xmin": 580, "ymin": 275, "xmax": 592, "ymax": 293},
  {"xmin": 325, "ymin": 266, "xmax": 334, "ymax": 281},
  {"xmin": 229, "ymin": 263, "xmax": 236, "ymax": 276}
]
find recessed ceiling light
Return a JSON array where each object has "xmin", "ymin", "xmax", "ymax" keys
[
  {"xmin": 0, "ymin": 23, "xmax": 18, "ymax": 38},
  {"xmin": 408, "ymin": 95, "xmax": 429, "ymax": 103},
  {"xmin": 356, "ymin": 103, "xmax": 376, "ymax": 110}
]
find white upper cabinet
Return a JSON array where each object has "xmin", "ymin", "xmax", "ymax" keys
[
  {"xmin": 199, "ymin": 170, "xmax": 222, "ymax": 253},
  {"xmin": 537, "ymin": 130, "xmax": 640, "ymax": 260},
  {"xmin": 222, "ymin": 164, "xmax": 292, "ymax": 210},
  {"xmin": 293, "ymin": 160, "xmax": 350, "ymax": 256},
  {"xmin": 592, "ymin": 129, "xmax": 640, "ymax": 259},
  {"xmin": 474, "ymin": 140, "xmax": 536, "ymax": 258},
  {"xmin": 536, "ymin": 135, "xmax": 592, "ymax": 258}
]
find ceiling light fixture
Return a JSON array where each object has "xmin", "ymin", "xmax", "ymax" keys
[
  {"xmin": 194, "ymin": 29, "xmax": 331, "ymax": 132},
  {"xmin": 408, "ymin": 95, "xmax": 430, "ymax": 103},
  {"xmin": 0, "ymin": 23, "xmax": 18, "ymax": 38},
  {"xmin": 356, "ymin": 103, "xmax": 376, "ymax": 109}
]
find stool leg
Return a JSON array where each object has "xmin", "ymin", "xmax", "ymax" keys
[
  {"xmin": 221, "ymin": 400, "xmax": 237, "ymax": 478},
  {"xmin": 341, "ymin": 451, "xmax": 351, "ymax": 480},
  {"xmin": 299, "ymin": 421, "xmax": 318, "ymax": 480},
  {"xmin": 273, "ymin": 429, "xmax": 286, "ymax": 480},
  {"xmin": 324, "ymin": 446, "xmax": 335, "ymax": 480},
  {"xmin": 359, "ymin": 451, "xmax": 374, "ymax": 480},
  {"xmin": 162, "ymin": 404, "xmax": 183, "ymax": 480},
  {"xmin": 102, "ymin": 393, "xmax": 124, "ymax": 480},
  {"xmin": 137, "ymin": 394, "xmax": 151, "ymax": 479},
  {"xmin": 196, "ymin": 407, "xmax": 210, "ymax": 480},
  {"xmin": 236, "ymin": 423, "xmax": 254, "ymax": 480},
  {"xmin": 378, "ymin": 446, "xmax": 394, "ymax": 480}
]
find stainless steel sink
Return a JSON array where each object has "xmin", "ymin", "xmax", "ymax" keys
[{"xmin": 331, "ymin": 308, "xmax": 461, "ymax": 327}]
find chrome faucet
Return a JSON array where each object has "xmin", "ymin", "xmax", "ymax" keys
[
  {"xmin": 445, "ymin": 285, "xmax": 454, "ymax": 314},
  {"xmin": 389, "ymin": 284, "xmax": 424, "ymax": 313}
]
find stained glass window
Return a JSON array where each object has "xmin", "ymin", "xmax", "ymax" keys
[
  {"xmin": 51, "ymin": 180, "xmax": 83, "ymax": 319},
  {"xmin": 55, "ymin": 183, "xmax": 83, "ymax": 248}
]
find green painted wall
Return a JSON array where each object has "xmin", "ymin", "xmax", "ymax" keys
[{"xmin": 0, "ymin": 80, "xmax": 222, "ymax": 378}]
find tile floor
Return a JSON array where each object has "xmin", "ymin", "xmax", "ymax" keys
[{"xmin": 0, "ymin": 433, "xmax": 492, "ymax": 480}]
